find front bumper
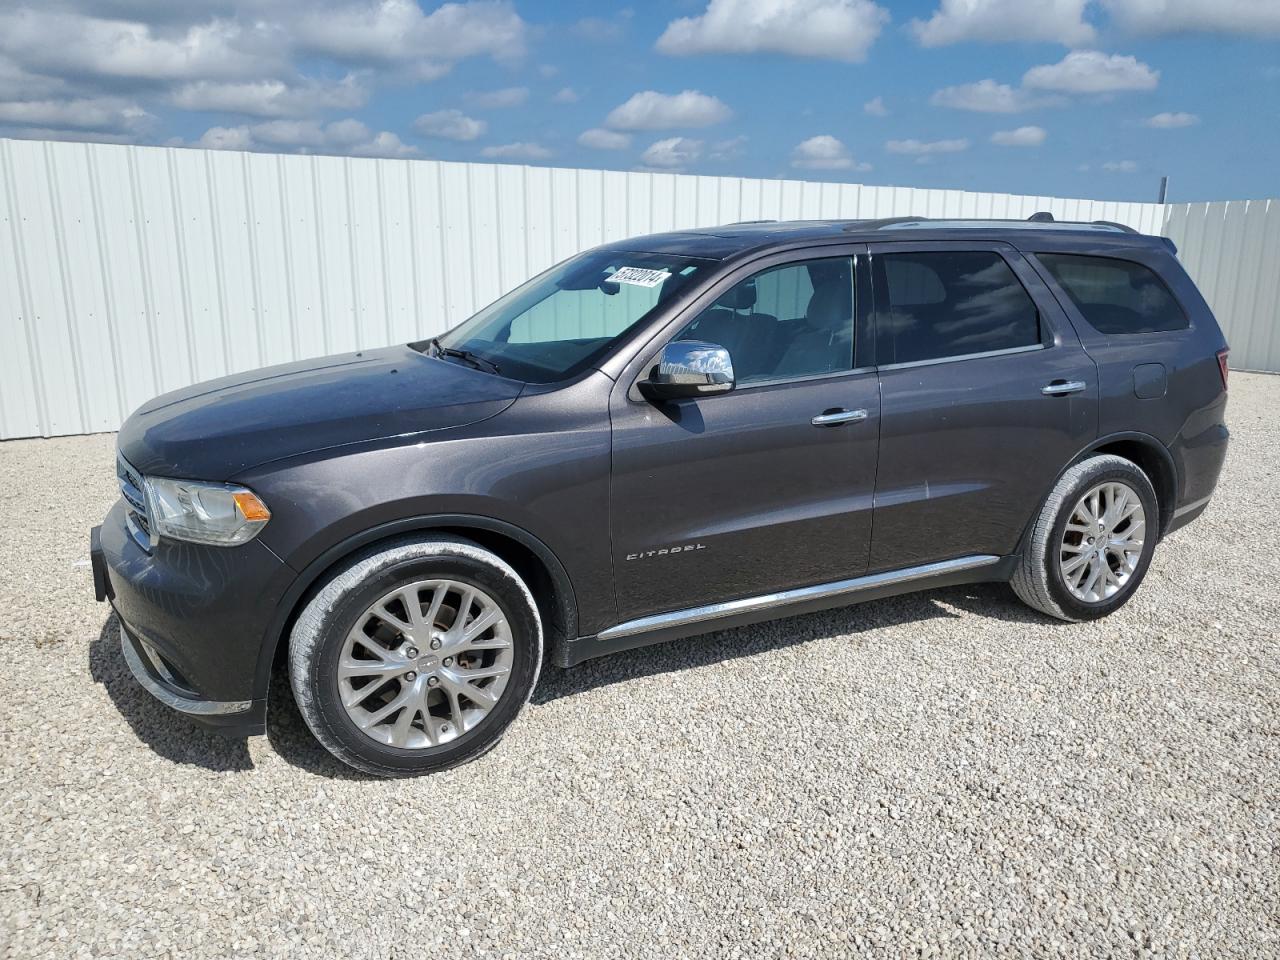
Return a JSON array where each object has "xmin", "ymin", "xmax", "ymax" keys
[
  {"xmin": 91, "ymin": 499, "xmax": 294, "ymax": 737},
  {"xmin": 117, "ymin": 619, "xmax": 266, "ymax": 736}
]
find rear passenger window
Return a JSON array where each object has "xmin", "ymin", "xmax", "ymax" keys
[
  {"xmin": 1038, "ymin": 253, "xmax": 1187, "ymax": 335},
  {"xmin": 873, "ymin": 251, "xmax": 1040, "ymax": 365}
]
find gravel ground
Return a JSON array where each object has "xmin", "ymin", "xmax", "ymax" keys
[{"xmin": 1, "ymin": 373, "xmax": 1277, "ymax": 959}]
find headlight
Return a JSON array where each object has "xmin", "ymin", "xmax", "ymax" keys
[{"xmin": 144, "ymin": 476, "xmax": 271, "ymax": 546}]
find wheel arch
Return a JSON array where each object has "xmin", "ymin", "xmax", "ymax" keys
[
  {"xmin": 1015, "ymin": 431, "xmax": 1178, "ymax": 559},
  {"xmin": 255, "ymin": 515, "xmax": 578, "ymax": 702},
  {"xmin": 1081, "ymin": 432, "xmax": 1178, "ymax": 537}
]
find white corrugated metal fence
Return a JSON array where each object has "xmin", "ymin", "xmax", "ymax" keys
[
  {"xmin": 0, "ymin": 137, "xmax": 1252, "ymax": 440},
  {"xmin": 1163, "ymin": 199, "xmax": 1280, "ymax": 375}
]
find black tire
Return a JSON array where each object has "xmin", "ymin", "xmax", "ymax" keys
[
  {"xmin": 288, "ymin": 535, "xmax": 542, "ymax": 777},
  {"xmin": 1012, "ymin": 454, "xmax": 1159, "ymax": 622}
]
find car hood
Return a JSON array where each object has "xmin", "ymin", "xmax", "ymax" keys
[{"xmin": 117, "ymin": 345, "xmax": 523, "ymax": 479}]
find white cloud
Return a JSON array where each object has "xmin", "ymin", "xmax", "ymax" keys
[
  {"xmin": 480, "ymin": 141, "xmax": 552, "ymax": 160},
  {"xmin": 294, "ymin": 0, "xmax": 528, "ymax": 78},
  {"xmin": 169, "ymin": 75, "xmax": 367, "ymax": 118},
  {"xmin": 552, "ymin": 86, "xmax": 579, "ymax": 104},
  {"xmin": 250, "ymin": 118, "xmax": 330, "ymax": 147},
  {"xmin": 572, "ymin": 12, "xmax": 633, "ymax": 42},
  {"xmin": 0, "ymin": 9, "xmax": 282, "ymax": 85},
  {"xmin": 1144, "ymin": 110, "xmax": 1198, "ymax": 128},
  {"xmin": 886, "ymin": 137, "xmax": 970, "ymax": 154},
  {"xmin": 349, "ymin": 130, "xmax": 417, "ymax": 158},
  {"xmin": 198, "ymin": 125, "xmax": 254, "ymax": 150},
  {"xmin": 991, "ymin": 125, "xmax": 1047, "ymax": 146},
  {"xmin": 912, "ymin": 0, "xmax": 1094, "ymax": 47},
  {"xmin": 641, "ymin": 136, "xmax": 703, "ymax": 169},
  {"xmin": 0, "ymin": 126, "xmax": 136, "ymax": 145},
  {"xmin": 931, "ymin": 79, "xmax": 1051, "ymax": 113},
  {"xmin": 656, "ymin": 0, "xmax": 889, "ymax": 62},
  {"xmin": 322, "ymin": 117, "xmax": 371, "ymax": 144},
  {"xmin": 1023, "ymin": 51, "xmax": 1159, "ymax": 94},
  {"xmin": 791, "ymin": 134, "xmax": 867, "ymax": 170},
  {"xmin": 1102, "ymin": 0, "xmax": 1280, "ymax": 36},
  {"xmin": 197, "ymin": 116, "xmax": 418, "ymax": 157},
  {"xmin": 0, "ymin": 53, "xmax": 68, "ymax": 100},
  {"xmin": 0, "ymin": 96, "xmax": 153, "ymax": 132},
  {"xmin": 465, "ymin": 86, "xmax": 528, "ymax": 109},
  {"xmin": 605, "ymin": 90, "xmax": 732, "ymax": 130},
  {"xmin": 863, "ymin": 96, "xmax": 889, "ymax": 116},
  {"xmin": 709, "ymin": 135, "xmax": 748, "ymax": 160},
  {"xmin": 1103, "ymin": 159, "xmax": 1139, "ymax": 172},
  {"xmin": 578, "ymin": 128, "xmax": 631, "ymax": 150},
  {"xmin": 413, "ymin": 108, "xmax": 485, "ymax": 141}
]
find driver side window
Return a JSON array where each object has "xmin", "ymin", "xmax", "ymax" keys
[{"xmin": 674, "ymin": 257, "xmax": 855, "ymax": 385}]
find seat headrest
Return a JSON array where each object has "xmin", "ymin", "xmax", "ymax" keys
[{"xmin": 715, "ymin": 278, "xmax": 757, "ymax": 311}]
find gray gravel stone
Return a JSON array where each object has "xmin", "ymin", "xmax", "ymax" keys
[{"xmin": 1, "ymin": 374, "xmax": 1277, "ymax": 959}]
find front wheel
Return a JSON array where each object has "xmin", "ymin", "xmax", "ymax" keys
[
  {"xmin": 1012, "ymin": 455, "xmax": 1158, "ymax": 622},
  {"xmin": 288, "ymin": 536, "xmax": 543, "ymax": 777}
]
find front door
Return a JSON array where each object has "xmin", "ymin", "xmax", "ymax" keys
[
  {"xmin": 866, "ymin": 241, "xmax": 1099, "ymax": 572},
  {"xmin": 608, "ymin": 250, "xmax": 880, "ymax": 624}
]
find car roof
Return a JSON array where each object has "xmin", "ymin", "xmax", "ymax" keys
[{"xmin": 598, "ymin": 217, "xmax": 1170, "ymax": 261}]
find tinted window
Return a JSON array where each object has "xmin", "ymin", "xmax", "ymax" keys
[
  {"xmin": 675, "ymin": 258, "xmax": 854, "ymax": 384},
  {"xmin": 1038, "ymin": 253, "xmax": 1187, "ymax": 335},
  {"xmin": 874, "ymin": 251, "xmax": 1041, "ymax": 365}
]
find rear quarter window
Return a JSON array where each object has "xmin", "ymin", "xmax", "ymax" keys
[{"xmin": 1038, "ymin": 253, "xmax": 1187, "ymax": 335}]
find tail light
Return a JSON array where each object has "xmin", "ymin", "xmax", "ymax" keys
[{"xmin": 1217, "ymin": 349, "xmax": 1229, "ymax": 390}]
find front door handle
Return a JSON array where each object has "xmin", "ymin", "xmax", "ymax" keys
[
  {"xmin": 811, "ymin": 408, "xmax": 868, "ymax": 427},
  {"xmin": 1041, "ymin": 380, "xmax": 1087, "ymax": 396}
]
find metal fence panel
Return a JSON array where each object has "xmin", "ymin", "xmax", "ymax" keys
[
  {"xmin": 1163, "ymin": 199, "xmax": 1280, "ymax": 374},
  {"xmin": 0, "ymin": 137, "xmax": 1178, "ymax": 438}
]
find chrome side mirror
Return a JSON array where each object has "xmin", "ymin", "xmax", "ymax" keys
[{"xmin": 638, "ymin": 340, "xmax": 735, "ymax": 401}]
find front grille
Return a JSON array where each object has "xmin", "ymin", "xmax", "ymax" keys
[{"xmin": 117, "ymin": 453, "xmax": 154, "ymax": 548}]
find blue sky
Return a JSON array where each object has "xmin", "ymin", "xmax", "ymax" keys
[{"xmin": 0, "ymin": 1, "xmax": 1277, "ymax": 202}]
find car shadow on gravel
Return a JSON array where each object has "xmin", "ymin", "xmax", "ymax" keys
[
  {"xmin": 263, "ymin": 671, "xmax": 383, "ymax": 781},
  {"xmin": 533, "ymin": 581, "xmax": 1051, "ymax": 704},
  {"xmin": 89, "ymin": 616, "xmax": 255, "ymax": 772},
  {"xmin": 90, "ymin": 583, "xmax": 1051, "ymax": 779}
]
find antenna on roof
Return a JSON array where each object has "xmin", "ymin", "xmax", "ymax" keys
[{"xmin": 1028, "ymin": 212, "xmax": 1055, "ymax": 222}]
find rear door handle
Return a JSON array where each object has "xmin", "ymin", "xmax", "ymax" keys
[
  {"xmin": 811, "ymin": 408, "xmax": 868, "ymax": 427},
  {"xmin": 1041, "ymin": 380, "xmax": 1087, "ymax": 396}
]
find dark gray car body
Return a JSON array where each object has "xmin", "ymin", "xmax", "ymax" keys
[{"xmin": 93, "ymin": 219, "xmax": 1230, "ymax": 736}]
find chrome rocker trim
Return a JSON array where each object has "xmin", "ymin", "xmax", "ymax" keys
[
  {"xmin": 120, "ymin": 627, "xmax": 252, "ymax": 716},
  {"xmin": 1172, "ymin": 494, "xmax": 1212, "ymax": 519},
  {"xmin": 598, "ymin": 554, "xmax": 1001, "ymax": 642}
]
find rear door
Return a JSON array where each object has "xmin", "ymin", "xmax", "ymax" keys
[
  {"xmin": 608, "ymin": 246, "xmax": 879, "ymax": 624},
  {"xmin": 1028, "ymin": 247, "xmax": 1217, "ymax": 445},
  {"xmin": 867, "ymin": 241, "xmax": 1098, "ymax": 572}
]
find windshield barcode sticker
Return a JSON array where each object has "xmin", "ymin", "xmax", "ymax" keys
[{"xmin": 609, "ymin": 266, "xmax": 671, "ymax": 288}]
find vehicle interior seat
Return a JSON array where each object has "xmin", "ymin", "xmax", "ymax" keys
[
  {"xmin": 773, "ymin": 262, "xmax": 854, "ymax": 377},
  {"xmin": 679, "ymin": 279, "xmax": 779, "ymax": 381}
]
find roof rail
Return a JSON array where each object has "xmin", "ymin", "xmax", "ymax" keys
[
  {"xmin": 1091, "ymin": 219, "xmax": 1138, "ymax": 234},
  {"xmin": 859, "ymin": 216, "xmax": 1137, "ymax": 235},
  {"xmin": 845, "ymin": 216, "xmax": 925, "ymax": 232},
  {"xmin": 726, "ymin": 219, "xmax": 776, "ymax": 225}
]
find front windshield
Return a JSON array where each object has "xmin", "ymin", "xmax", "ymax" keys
[{"xmin": 427, "ymin": 250, "xmax": 714, "ymax": 383}]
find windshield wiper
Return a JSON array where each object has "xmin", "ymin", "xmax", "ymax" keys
[{"xmin": 427, "ymin": 337, "xmax": 501, "ymax": 375}]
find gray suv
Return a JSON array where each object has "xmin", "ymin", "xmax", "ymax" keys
[{"xmin": 90, "ymin": 216, "xmax": 1230, "ymax": 776}]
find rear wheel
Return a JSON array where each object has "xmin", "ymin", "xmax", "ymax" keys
[
  {"xmin": 1012, "ymin": 455, "xmax": 1158, "ymax": 622},
  {"xmin": 289, "ymin": 536, "xmax": 542, "ymax": 777}
]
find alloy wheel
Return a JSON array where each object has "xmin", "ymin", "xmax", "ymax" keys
[
  {"xmin": 338, "ymin": 579, "xmax": 513, "ymax": 748},
  {"xmin": 1059, "ymin": 481, "xmax": 1147, "ymax": 603}
]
